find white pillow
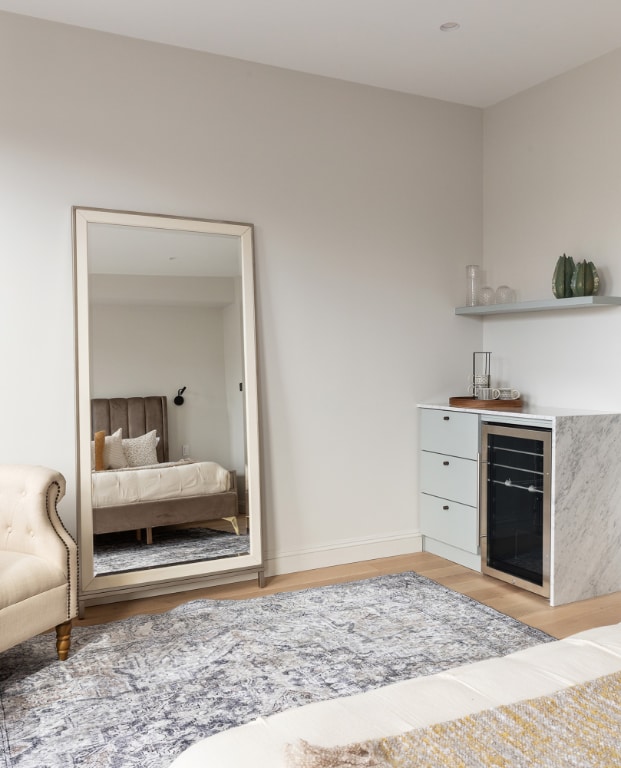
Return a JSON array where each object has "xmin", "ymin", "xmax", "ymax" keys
[
  {"xmin": 122, "ymin": 430, "xmax": 159, "ymax": 467},
  {"xmin": 91, "ymin": 428, "xmax": 127, "ymax": 470}
]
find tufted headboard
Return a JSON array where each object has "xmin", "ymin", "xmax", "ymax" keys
[{"xmin": 90, "ymin": 396, "xmax": 169, "ymax": 463}]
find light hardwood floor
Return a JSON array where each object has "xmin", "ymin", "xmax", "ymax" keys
[{"xmin": 76, "ymin": 552, "xmax": 621, "ymax": 639}]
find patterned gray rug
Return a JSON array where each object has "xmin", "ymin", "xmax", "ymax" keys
[
  {"xmin": 0, "ymin": 572, "xmax": 553, "ymax": 768},
  {"xmin": 94, "ymin": 528, "xmax": 250, "ymax": 574}
]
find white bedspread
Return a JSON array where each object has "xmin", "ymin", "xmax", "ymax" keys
[
  {"xmin": 92, "ymin": 459, "xmax": 231, "ymax": 508},
  {"xmin": 168, "ymin": 622, "xmax": 621, "ymax": 768}
]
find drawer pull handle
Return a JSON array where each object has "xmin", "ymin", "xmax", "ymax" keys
[
  {"xmin": 443, "ymin": 505, "xmax": 449, "ymax": 510},
  {"xmin": 443, "ymin": 460, "xmax": 449, "ymax": 466},
  {"xmin": 443, "ymin": 416, "xmax": 450, "ymax": 421}
]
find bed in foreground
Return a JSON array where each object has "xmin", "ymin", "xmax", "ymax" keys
[{"xmin": 169, "ymin": 621, "xmax": 621, "ymax": 767}]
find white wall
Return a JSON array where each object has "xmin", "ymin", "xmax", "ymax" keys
[
  {"xmin": 483, "ymin": 48, "xmax": 621, "ymax": 409},
  {"xmin": 0, "ymin": 12, "xmax": 482, "ymax": 568}
]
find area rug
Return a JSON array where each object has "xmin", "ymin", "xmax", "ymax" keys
[
  {"xmin": 94, "ymin": 528, "xmax": 250, "ymax": 574},
  {"xmin": 0, "ymin": 572, "xmax": 553, "ymax": 768}
]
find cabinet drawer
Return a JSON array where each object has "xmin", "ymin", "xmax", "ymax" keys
[
  {"xmin": 420, "ymin": 493, "xmax": 479, "ymax": 554},
  {"xmin": 420, "ymin": 450, "xmax": 478, "ymax": 507},
  {"xmin": 420, "ymin": 408, "xmax": 478, "ymax": 459}
]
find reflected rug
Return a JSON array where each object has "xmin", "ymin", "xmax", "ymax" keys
[
  {"xmin": 94, "ymin": 528, "xmax": 250, "ymax": 574},
  {"xmin": 0, "ymin": 572, "xmax": 553, "ymax": 768}
]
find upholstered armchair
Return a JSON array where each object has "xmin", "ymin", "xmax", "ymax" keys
[{"xmin": 0, "ymin": 465, "xmax": 78, "ymax": 660}]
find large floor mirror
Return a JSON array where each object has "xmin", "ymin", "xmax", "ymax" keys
[{"xmin": 73, "ymin": 207, "xmax": 263, "ymax": 612}]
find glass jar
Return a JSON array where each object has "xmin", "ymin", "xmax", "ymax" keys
[
  {"xmin": 496, "ymin": 285, "xmax": 515, "ymax": 304},
  {"xmin": 479, "ymin": 286, "xmax": 495, "ymax": 305},
  {"xmin": 465, "ymin": 265, "xmax": 480, "ymax": 306}
]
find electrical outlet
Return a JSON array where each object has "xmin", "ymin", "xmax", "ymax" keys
[{"xmin": 182, "ymin": 444, "xmax": 190, "ymax": 457}]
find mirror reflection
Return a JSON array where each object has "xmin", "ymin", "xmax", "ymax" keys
[
  {"xmin": 88, "ymin": 223, "xmax": 249, "ymax": 574},
  {"xmin": 74, "ymin": 210, "xmax": 262, "ymax": 597}
]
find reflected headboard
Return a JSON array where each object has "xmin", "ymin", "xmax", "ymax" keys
[{"xmin": 90, "ymin": 396, "xmax": 169, "ymax": 463}]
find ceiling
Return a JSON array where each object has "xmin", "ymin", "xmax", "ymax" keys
[
  {"xmin": 2, "ymin": 0, "xmax": 621, "ymax": 106},
  {"xmin": 88, "ymin": 224, "xmax": 241, "ymax": 277}
]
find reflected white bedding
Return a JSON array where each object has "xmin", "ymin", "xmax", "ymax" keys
[
  {"xmin": 169, "ymin": 622, "xmax": 621, "ymax": 768},
  {"xmin": 92, "ymin": 459, "xmax": 231, "ymax": 508}
]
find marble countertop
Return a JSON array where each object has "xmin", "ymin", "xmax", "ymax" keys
[{"xmin": 417, "ymin": 401, "xmax": 617, "ymax": 420}]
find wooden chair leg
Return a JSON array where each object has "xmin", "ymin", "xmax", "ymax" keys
[{"xmin": 55, "ymin": 620, "xmax": 72, "ymax": 661}]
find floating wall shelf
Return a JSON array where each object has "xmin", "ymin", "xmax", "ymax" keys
[{"xmin": 455, "ymin": 296, "xmax": 621, "ymax": 317}]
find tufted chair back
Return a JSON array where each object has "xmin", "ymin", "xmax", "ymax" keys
[{"xmin": 0, "ymin": 465, "xmax": 67, "ymax": 558}]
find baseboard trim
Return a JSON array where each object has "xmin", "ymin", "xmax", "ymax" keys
[{"xmin": 266, "ymin": 532, "xmax": 423, "ymax": 576}]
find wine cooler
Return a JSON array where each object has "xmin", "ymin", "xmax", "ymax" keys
[{"xmin": 480, "ymin": 423, "xmax": 551, "ymax": 597}]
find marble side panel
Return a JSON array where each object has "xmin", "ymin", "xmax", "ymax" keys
[{"xmin": 553, "ymin": 413, "xmax": 621, "ymax": 605}]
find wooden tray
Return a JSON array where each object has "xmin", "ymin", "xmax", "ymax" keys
[{"xmin": 449, "ymin": 396, "xmax": 523, "ymax": 410}]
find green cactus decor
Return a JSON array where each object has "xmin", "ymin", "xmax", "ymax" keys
[
  {"xmin": 570, "ymin": 260, "xmax": 600, "ymax": 296},
  {"xmin": 552, "ymin": 254, "xmax": 575, "ymax": 298}
]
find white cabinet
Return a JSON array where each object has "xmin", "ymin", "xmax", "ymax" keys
[
  {"xmin": 419, "ymin": 408, "xmax": 478, "ymax": 459},
  {"xmin": 420, "ymin": 495, "xmax": 479, "ymax": 555},
  {"xmin": 419, "ymin": 408, "xmax": 481, "ymax": 570},
  {"xmin": 418, "ymin": 402, "xmax": 621, "ymax": 606},
  {"xmin": 419, "ymin": 452, "xmax": 478, "ymax": 505}
]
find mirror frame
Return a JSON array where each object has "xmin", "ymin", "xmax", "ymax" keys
[{"xmin": 73, "ymin": 207, "xmax": 263, "ymax": 608}]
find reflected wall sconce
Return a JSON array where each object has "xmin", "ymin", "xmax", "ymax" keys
[{"xmin": 174, "ymin": 386, "xmax": 186, "ymax": 406}]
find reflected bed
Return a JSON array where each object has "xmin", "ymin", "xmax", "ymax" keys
[{"xmin": 90, "ymin": 396, "xmax": 240, "ymax": 541}]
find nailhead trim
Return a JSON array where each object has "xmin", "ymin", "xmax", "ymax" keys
[{"xmin": 45, "ymin": 479, "xmax": 77, "ymax": 621}]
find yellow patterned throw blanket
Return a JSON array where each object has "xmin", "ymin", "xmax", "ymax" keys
[{"xmin": 286, "ymin": 671, "xmax": 621, "ymax": 767}]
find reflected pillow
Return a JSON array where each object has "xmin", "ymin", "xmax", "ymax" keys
[
  {"xmin": 91, "ymin": 428, "xmax": 127, "ymax": 470},
  {"xmin": 123, "ymin": 430, "xmax": 159, "ymax": 467},
  {"xmin": 94, "ymin": 431, "xmax": 105, "ymax": 471}
]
